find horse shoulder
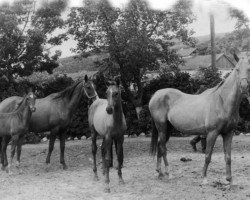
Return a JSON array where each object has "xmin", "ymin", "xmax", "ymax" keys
[{"xmin": 0, "ymin": 96, "xmax": 22, "ymax": 113}]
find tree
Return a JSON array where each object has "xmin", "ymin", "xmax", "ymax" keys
[
  {"xmin": 68, "ymin": 0, "xmax": 195, "ymax": 117},
  {"xmin": 229, "ymin": 7, "xmax": 250, "ymax": 51},
  {"xmin": 0, "ymin": 0, "xmax": 67, "ymax": 81}
]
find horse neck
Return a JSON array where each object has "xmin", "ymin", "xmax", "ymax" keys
[
  {"xmin": 67, "ymin": 84, "xmax": 83, "ymax": 116},
  {"xmin": 16, "ymin": 98, "xmax": 32, "ymax": 124},
  {"xmin": 112, "ymin": 98, "xmax": 124, "ymax": 125},
  {"xmin": 217, "ymin": 69, "xmax": 242, "ymax": 117}
]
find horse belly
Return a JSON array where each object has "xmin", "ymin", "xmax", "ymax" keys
[
  {"xmin": 29, "ymin": 110, "xmax": 51, "ymax": 132},
  {"xmin": 168, "ymin": 105, "xmax": 206, "ymax": 134},
  {"xmin": 93, "ymin": 109, "xmax": 113, "ymax": 135}
]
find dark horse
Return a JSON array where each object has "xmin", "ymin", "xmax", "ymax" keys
[
  {"xmin": 0, "ymin": 91, "xmax": 36, "ymax": 172},
  {"xmin": 149, "ymin": 56, "xmax": 250, "ymax": 185},
  {"xmin": 0, "ymin": 75, "xmax": 97, "ymax": 169},
  {"xmin": 88, "ymin": 80, "xmax": 127, "ymax": 193}
]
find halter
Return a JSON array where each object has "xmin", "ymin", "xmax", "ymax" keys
[
  {"xmin": 239, "ymin": 77, "xmax": 250, "ymax": 95},
  {"xmin": 83, "ymin": 82, "xmax": 99, "ymax": 100}
]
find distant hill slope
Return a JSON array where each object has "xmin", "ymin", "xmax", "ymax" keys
[
  {"xmin": 56, "ymin": 53, "xmax": 109, "ymax": 74},
  {"xmin": 196, "ymin": 32, "xmax": 228, "ymax": 43},
  {"xmin": 55, "ymin": 32, "xmax": 229, "ymax": 79}
]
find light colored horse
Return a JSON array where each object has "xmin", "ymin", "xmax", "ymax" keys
[
  {"xmin": 149, "ymin": 57, "xmax": 250, "ymax": 185},
  {"xmin": 0, "ymin": 75, "xmax": 97, "ymax": 169},
  {"xmin": 0, "ymin": 91, "xmax": 36, "ymax": 172},
  {"xmin": 88, "ymin": 80, "xmax": 127, "ymax": 193}
]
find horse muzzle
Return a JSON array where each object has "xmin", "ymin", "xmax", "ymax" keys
[
  {"xmin": 106, "ymin": 106, "xmax": 113, "ymax": 115},
  {"xmin": 31, "ymin": 107, "xmax": 36, "ymax": 112}
]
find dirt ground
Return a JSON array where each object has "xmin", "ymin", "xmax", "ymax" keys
[{"xmin": 0, "ymin": 135, "xmax": 250, "ymax": 200}]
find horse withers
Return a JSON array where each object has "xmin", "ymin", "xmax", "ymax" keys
[
  {"xmin": 88, "ymin": 80, "xmax": 127, "ymax": 193},
  {"xmin": 0, "ymin": 75, "xmax": 97, "ymax": 170},
  {"xmin": 0, "ymin": 91, "xmax": 36, "ymax": 172},
  {"xmin": 149, "ymin": 56, "xmax": 250, "ymax": 186}
]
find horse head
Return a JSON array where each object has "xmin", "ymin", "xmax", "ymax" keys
[
  {"xmin": 236, "ymin": 56, "xmax": 250, "ymax": 99},
  {"xmin": 26, "ymin": 91, "xmax": 37, "ymax": 112},
  {"xmin": 83, "ymin": 75, "xmax": 98, "ymax": 100},
  {"xmin": 106, "ymin": 79, "xmax": 121, "ymax": 115}
]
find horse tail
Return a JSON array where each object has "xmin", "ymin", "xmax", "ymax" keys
[{"xmin": 150, "ymin": 118, "xmax": 158, "ymax": 156}]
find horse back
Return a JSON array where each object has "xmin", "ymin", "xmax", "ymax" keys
[
  {"xmin": 29, "ymin": 96, "xmax": 70, "ymax": 132},
  {"xmin": 149, "ymin": 88, "xmax": 184, "ymax": 123}
]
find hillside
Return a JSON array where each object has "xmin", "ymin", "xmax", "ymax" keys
[
  {"xmin": 55, "ymin": 32, "xmax": 237, "ymax": 79},
  {"xmin": 56, "ymin": 53, "xmax": 109, "ymax": 73},
  {"xmin": 196, "ymin": 32, "xmax": 228, "ymax": 43}
]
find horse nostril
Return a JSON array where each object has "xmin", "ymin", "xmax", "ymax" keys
[{"xmin": 106, "ymin": 107, "xmax": 113, "ymax": 114}]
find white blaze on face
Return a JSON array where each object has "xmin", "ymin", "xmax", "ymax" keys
[{"xmin": 29, "ymin": 94, "xmax": 34, "ymax": 99}]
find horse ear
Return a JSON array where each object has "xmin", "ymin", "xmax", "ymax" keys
[
  {"xmin": 84, "ymin": 75, "xmax": 88, "ymax": 82},
  {"xmin": 233, "ymin": 53, "xmax": 239, "ymax": 63},
  {"xmin": 106, "ymin": 80, "xmax": 112, "ymax": 86},
  {"xmin": 115, "ymin": 79, "xmax": 120, "ymax": 86}
]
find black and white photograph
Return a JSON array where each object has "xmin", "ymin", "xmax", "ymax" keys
[{"xmin": 0, "ymin": 0, "xmax": 250, "ymax": 199}]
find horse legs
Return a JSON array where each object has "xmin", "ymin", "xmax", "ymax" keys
[
  {"xmin": 102, "ymin": 138, "xmax": 113, "ymax": 171},
  {"xmin": 1, "ymin": 136, "xmax": 9, "ymax": 171},
  {"xmin": 155, "ymin": 123, "xmax": 169, "ymax": 179},
  {"xmin": 202, "ymin": 131, "xmax": 219, "ymax": 185},
  {"xmin": 110, "ymin": 140, "xmax": 114, "ymax": 168},
  {"xmin": 222, "ymin": 131, "xmax": 234, "ymax": 185},
  {"xmin": 59, "ymin": 130, "xmax": 67, "ymax": 170},
  {"xmin": 14, "ymin": 135, "xmax": 25, "ymax": 168},
  {"xmin": 91, "ymin": 129, "xmax": 98, "ymax": 181},
  {"xmin": 9, "ymin": 135, "xmax": 19, "ymax": 173},
  {"xmin": 16, "ymin": 136, "xmax": 24, "ymax": 167},
  {"xmin": 103, "ymin": 136, "xmax": 112, "ymax": 193},
  {"xmin": 45, "ymin": 131, "xmax": 57, "ymax": 165},
  {"xmin": 116, "ymin": 135, "xmax": 124, "ymax": 184},
  {"xmin": 101, "ymin": 138, "xmax": 105, "ymax": 175}
]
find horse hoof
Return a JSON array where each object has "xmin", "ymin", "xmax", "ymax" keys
[
  {"xmin": 104, "ymin": 187, "xmax": 111, "ymax": 193},
  {"xmin": 202, "ymin": 178, "xmax": 208, "ymax": 185},
  {"xmin": 93, "ymin": 175, "xmax": 99, "ymax": 181},
  {"xmin": 119, "ymin": 179, "xmax": 125, "ymax": 185},
  {"xmin": 158, "ymin": 173, "xmax": 164, "ymax": 180},
  {"xmin": 62, "ymin": 164, "xmax": 68, "ymax": 170},
  {"xmin": 165, "ymin": 172, "xmax": 173, "ymax": 179},
  {"xmin": 16, "ymin": 162, "xmax": 20, "ymax": 168}
]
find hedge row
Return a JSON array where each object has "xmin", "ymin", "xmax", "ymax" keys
[{"xmin": 0, "ymin": 66, "xmax": 249, "ymax": 143}]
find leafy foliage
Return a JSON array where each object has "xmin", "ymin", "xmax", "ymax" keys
[
  {"xmin": 0, "ymin": 0, "xmax": 67, "ymax": 80},
  {"xmin": 67, "ymin": 0, "xmax": 195, "ymax": 112}
]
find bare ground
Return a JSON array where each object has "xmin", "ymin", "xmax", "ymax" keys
[{"xmin": 0, "ymin": 135, "xmax": 250, "ymax": 200}]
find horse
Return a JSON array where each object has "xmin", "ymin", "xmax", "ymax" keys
[
  {"xmin": 0, "ymin": 91, "xmax": 36, "ymax": 172},
  {"xmin": 0, "ymin": 75, "xmax": 97, "ymax": 169},
  {"xmin": 88, "ymin": 80, "xmax": 127, "ymax": 193},
  {"xmin": 149, "ymin": 56, "xmax": 250, "ymax": 185}
]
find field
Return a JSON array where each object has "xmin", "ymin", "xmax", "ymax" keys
[{"xmin": 0, "ymin": 135, "xmax": 250, "ymax": 200}]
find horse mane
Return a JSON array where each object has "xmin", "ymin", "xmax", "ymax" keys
[
  {"xmin": 14, "ymin": 95, "xmax": 27, "ymax": 113},
  {"xmin": 212, "ymin": 80, "xmax": 225, "ymax": 92},
  {"xmin": 53, "ymin": 81, "xmax": 82, "ymax": 100}
]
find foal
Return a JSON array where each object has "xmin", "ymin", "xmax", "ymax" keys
[
  {"xmin": 88, "ymin": 80, "xmax": 127, "ymax": 193},
  {"xmin": 0, "ymin": 91, "xmax": 36, "ymax": 171}
]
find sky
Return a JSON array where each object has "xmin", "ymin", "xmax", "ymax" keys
[{"xmin": 1, "ymin": 0, "xmax": 249, "ymax": 58}]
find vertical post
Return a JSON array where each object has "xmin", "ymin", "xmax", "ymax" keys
[{"xmin": 210, "ymin": 12, "xmax": 216, "ymax": 69}]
